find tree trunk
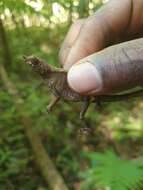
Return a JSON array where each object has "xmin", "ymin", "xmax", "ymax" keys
[
  {"xmin": 78, "ymin": 0, "xmax": 90, "ymax": 18},
  {"xmin": 68, "ymin": 0, "xmax": 73, "ymax": 25},
  {"xmin": 0, "ymin": 18, "xmax": 12, "ymax": 68}
]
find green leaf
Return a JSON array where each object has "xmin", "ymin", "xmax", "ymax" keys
[{"xmin": 80, "ymin": 150, "xmax": 143, "ymax": 190}]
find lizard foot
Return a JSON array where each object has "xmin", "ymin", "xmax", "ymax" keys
[{"xmin": 78, "ymin": 127, "xmax": 92, "ymax": 135}]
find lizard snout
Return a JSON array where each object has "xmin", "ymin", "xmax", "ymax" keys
[{"xmin": 23, "ymin": 55, "xmax": 39, "ymax": 67}]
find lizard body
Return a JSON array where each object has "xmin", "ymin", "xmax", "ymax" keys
[
  {"xmin": 45, "ymin": 71, "xmax": 85, "ymax": 102},
  {"xmin": 24, "ymin": 55, "xmax": 143, "ymax": 119}
]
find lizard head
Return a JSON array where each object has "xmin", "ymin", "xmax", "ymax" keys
[
  {"xmin": 23, "ymin": 55, "xmax": 52, "ymax": 77},
  {"xmin": 23, "ymin": 55, "xmax": 41, "ymax": 68}
]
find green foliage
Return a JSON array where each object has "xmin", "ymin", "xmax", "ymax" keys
[
  {"xmin": 0, "ymin": 90, "xmax": 46, "ymax": 189},
  {"xmin": 0, "ymin": 0, "xmax": 35, "ymax": 15},
  {"xmin": 80, "ymin": 150, "xmax": 143, "ymax": 190}
]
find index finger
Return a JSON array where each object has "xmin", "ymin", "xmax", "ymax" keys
[
  {"xmin": 59, "ymin": 0, "xmax": 133, "ymax": 70},
  {"xmin": 59, "ymin": 19, "xmax": 85, "ymax": 66}
]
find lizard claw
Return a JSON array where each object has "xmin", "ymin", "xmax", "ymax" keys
[
  {"xmin": 46, "ymin": 105, "xmax": 52, "ymax": 113},
  {"xmin": 96, "ymin": 102, "xmax": 102, "ymax": 107}
]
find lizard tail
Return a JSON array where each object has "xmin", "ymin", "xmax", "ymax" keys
[{"xmin": 92, "ymin": 89, "xmax": 143, "ymax": 102}]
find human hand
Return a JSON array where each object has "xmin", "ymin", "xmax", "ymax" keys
[{"xmin": 59, "ymin": 0, "xmax": 143, "ymax": 95}]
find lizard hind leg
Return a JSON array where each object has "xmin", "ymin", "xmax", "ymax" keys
[
  {"xmin": 79, "ymin": 99, "xmax": 90, "ymax": 120},
  {"xmin": 47, "ymin": 96, "xmax": 60, "ymax": 113}
]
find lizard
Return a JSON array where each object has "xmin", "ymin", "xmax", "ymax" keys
[{"xmin": 24, "ymin": 55, "xmax": 143, "ymax": 120}]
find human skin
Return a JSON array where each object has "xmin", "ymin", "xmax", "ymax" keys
[{"xmin": 59, "ymin": 0, "xmax": 143, "ymax": 95}]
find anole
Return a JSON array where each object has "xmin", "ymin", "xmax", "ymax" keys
[{"xmin": 24, "ymin": 55, "xmax": 143, "ymax": 119}]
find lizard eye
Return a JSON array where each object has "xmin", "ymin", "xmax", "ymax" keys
[
  {"xmin": 50, "ymin": 79, "xmax": 54, "ymax": 84},
  {"xmin": 48, "ymin": 79, "xmax": 54, "ymax": 87}
]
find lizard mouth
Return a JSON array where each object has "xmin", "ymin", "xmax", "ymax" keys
[
  {"xmin": 23, "ymin": 55, "xmax": 38, "ymax": 67},
  {"xmin": 27, "ymin": 61, "xmax": 34, "ymax": 67}
]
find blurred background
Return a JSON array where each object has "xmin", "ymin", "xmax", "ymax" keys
[{"xmin": 1, "ymin": 0, "xmax": 143, "ymax": 190}]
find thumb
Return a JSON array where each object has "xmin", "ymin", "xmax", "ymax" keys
[{"xmin": 67, "ymin": 38, "xmax": 143, "ymax": 95}]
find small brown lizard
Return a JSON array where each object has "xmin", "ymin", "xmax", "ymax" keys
[{"xmin": 24, "ymin": 55, "xmax": 143, "ymax": 119}]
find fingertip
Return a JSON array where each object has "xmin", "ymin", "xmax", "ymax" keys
[{"xmin": 67, "ymin": 61, "xmax": 103, "ymax": 94}]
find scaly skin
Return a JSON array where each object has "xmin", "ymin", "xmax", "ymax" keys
[{"xmin": 24, "ymin": 55, "xmax": 143, "ymax": 119}]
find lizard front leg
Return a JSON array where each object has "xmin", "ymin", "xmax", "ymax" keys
[
  {"xmin": 80, "ymin": 98, "xmax": 90, "ymax": 120},
  {"xmin": 47, "ymin": 96, "xmax": 60, "ymax": 113}
]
